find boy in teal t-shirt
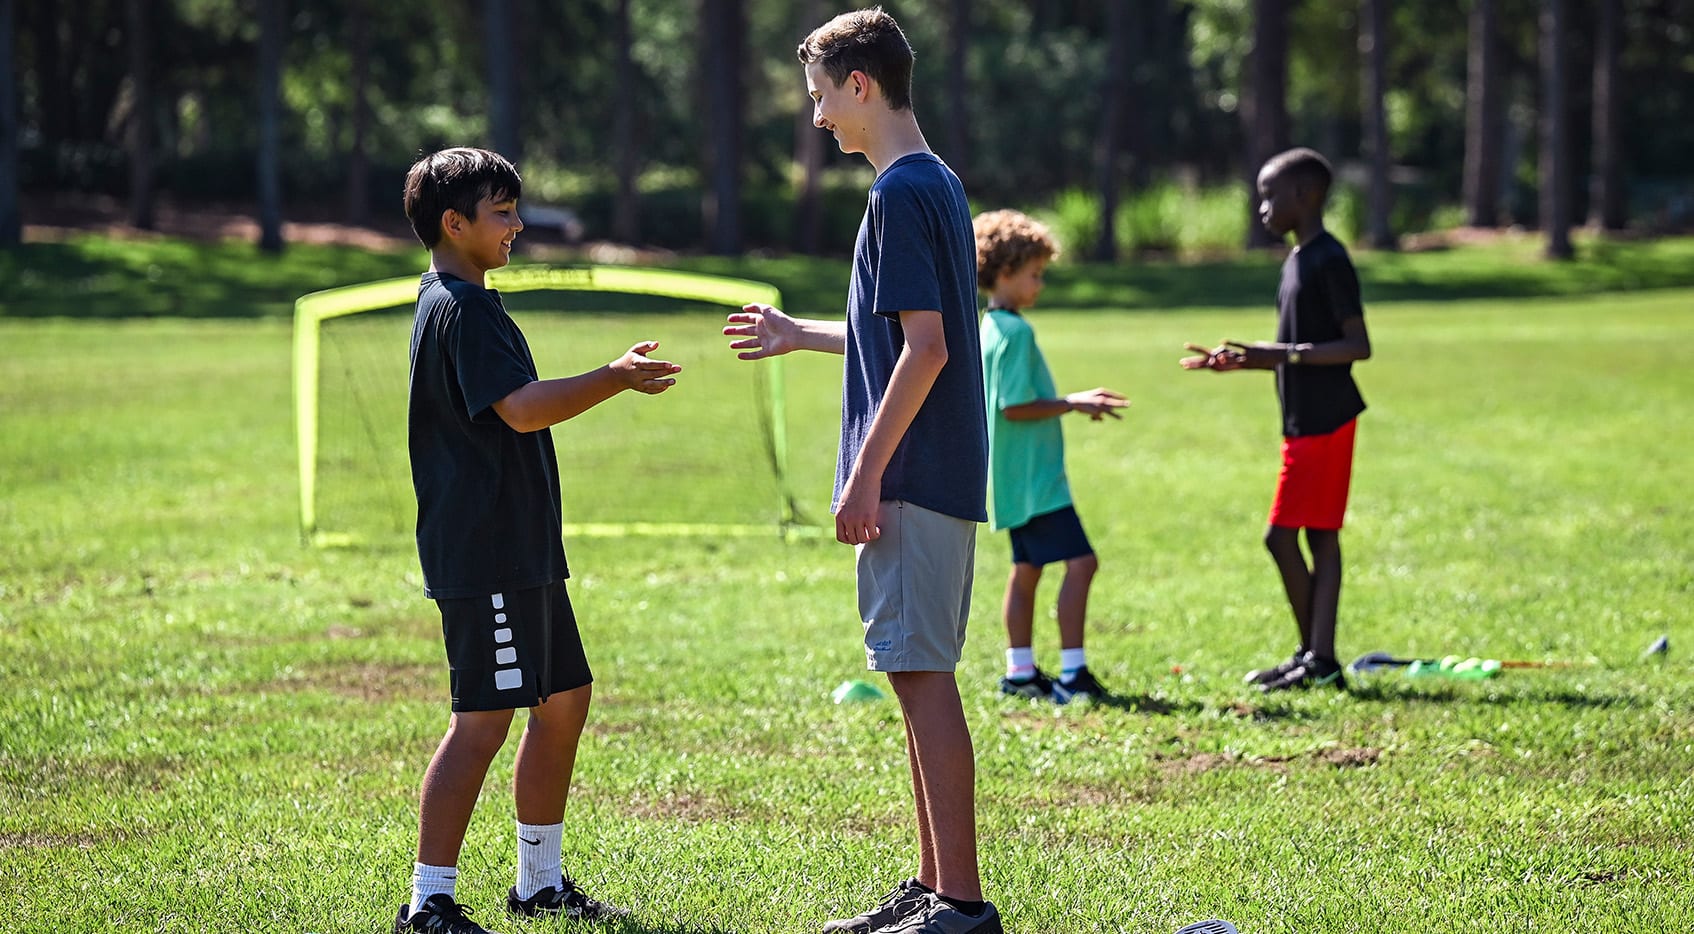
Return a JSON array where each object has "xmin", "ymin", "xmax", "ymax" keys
[{"xmin": 975, "ymin": 210, "xmax": 1129, "ymax": 702}]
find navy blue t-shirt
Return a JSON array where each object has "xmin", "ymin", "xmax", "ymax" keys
[
  {"xmin": 837, "ymin": 152, "xmax": 988, "ymax": 523},
  {"xmin": 1275, "ymin": 231, "xmax": 1368, "ymax": 438},
  {"xmin": 408, "ymin": 272, "xmax": 568, "ymax": 598}
]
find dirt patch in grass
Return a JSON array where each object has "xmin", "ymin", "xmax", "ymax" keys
[
  {"xmin": 619, "ymin": 791, "xmax": 745, "ymax": 824},
  {"xmin": 1156, "ymin": 745, "xmax": 1381, "ymax": 776},
  {"xmin": 267, "ymin": 659, "xmax": 440, "ymax": 703}
]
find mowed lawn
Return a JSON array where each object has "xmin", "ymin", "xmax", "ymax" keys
[{"xmin": 2, "ymin": 259, "xmax": 1691, "ymax": 932}]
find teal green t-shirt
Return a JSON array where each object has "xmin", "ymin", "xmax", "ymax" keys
[{"xmin": 980, "ymin": 308, "xmax": 1072, "ymax": 531}]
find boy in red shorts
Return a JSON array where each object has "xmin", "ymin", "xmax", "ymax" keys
[{"xmin": 1181, "ymin": 147, "xmax": 1372, "ymax": 692}]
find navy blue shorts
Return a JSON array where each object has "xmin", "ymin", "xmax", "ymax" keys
[
  {"xmin": 436, "ymin": 581, "xmax": 592, "ymax": 712},
  {"xmin": 1008, "ymin": 505, "xmax": 1094, "ymax": 566}
]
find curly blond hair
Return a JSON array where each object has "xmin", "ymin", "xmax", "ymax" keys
[{"xmin": 973, "ymin": 209, "xmax": 1059, "ymax": 293}]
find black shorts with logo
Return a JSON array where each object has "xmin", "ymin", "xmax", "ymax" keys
[{"xmin": 436, "ymin": 581, "xmax": 592, "ymax": 712}]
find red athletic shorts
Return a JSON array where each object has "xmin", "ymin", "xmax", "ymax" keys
[{"xmin": 1269, "ymin": 418, "xmax": 1357, "ymax": 531}]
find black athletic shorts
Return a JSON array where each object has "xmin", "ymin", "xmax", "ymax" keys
[
  {"xmin": 436, "ymin": 581, "xmax": 592, "ymax": 712},
  {"xmin": 1008, "ymin": 505, "xmax": 1094, "ymax": 567}
]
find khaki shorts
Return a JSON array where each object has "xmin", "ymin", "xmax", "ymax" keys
[{"xmin": 855, "ymin": 500, "xmax": 976, "ymax": 672}]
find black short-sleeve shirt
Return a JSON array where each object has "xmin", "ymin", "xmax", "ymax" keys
[
  {"xmin": 408, "ymin": 272, "xmax": 568, "ymax": 598},
  {"xmin": 1274, "ymin": 232, "xmax": 1367, "ymax": 437}
]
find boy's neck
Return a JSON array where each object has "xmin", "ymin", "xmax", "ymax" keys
[
  {"xmin": 1292, "ymin": 216, "xmax": 1328, "ymax": 249},
  {"xmin": 987, "ymin": 297, "xmax": 1021, "ymax": 313},
  {"xmin": 428, "ymin": 249, "xmax": 491, "ymax": 288},
  {"xmin": 863, "ymin": 110, "xmax": 932, "ymax": 176}
]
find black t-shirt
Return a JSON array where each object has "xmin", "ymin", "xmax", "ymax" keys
[
  {"xmin": 408, "ymin": 272, "xmax": 568, "ymax": 598},
  {"xmin": 1274, "ymin": 232, "xmax": 1367, "ymax": 437}
]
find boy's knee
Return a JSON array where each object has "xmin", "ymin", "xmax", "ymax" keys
[
  {"xmin": 1010, "ymin": 563, "xmax": 1043, "ymax": 587},
  {"xmin": 1065, "ymin": 553, "xmax": 1099, "ymax": 578},
  {"xmin": 447, "ymin": 710, "xmax": 516, "ymax": 757},
  {"xmin": 1264, "ymin": 525, "xmax": 1299, "ymax": 554}
]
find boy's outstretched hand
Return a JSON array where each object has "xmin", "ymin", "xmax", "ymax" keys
[
  {"xmin": 1065, "ymin": 387, "xmax": 1130, "ymax": 420},
  {"xmin": 724, "ymin": 304, "xmax": 799, "ymax": 360},
  {"xmin": 614, "ymin": 340, "xmax": 682, "ymax": 393},
  {"xmin": 1180, "ymin": 342, "xmax": 1246, "ymax": 371}
]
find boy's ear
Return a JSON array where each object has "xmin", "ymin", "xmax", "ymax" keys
[
  {"xmin": 849, "ymin": 69, "xmax": 873, "ymax": 103},
  {"xmin": 439, "ymin": 208, "xmax": 463, "ymax": 241}
]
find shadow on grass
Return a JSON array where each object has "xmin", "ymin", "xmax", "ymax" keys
[
  {"xmin": 1088, "ymin": 692, "xmax": 1207, "ymax": 716},
  {"xmin": 1347, "ymin": 681, "xmax": 1643, "ymax": 709}
]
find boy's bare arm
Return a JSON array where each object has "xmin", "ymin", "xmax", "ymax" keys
[
  {"xmin": 1182, "ymin": 316, "xmax": 1371, "ymax": 371},
  {"xmin": 1003, "ymin": 387, "xmax": 1128, "ymax": 422},
  {"xmin": 492, "ymin": 341, "xmax": 681, "ymax": 433},
  {"xmin": 724, "ymin": 304, "xmax": 847, "ymax": 357},
  {"xmin": 834, "ymin": 310, "xmax": 948, "ymax": 545}
]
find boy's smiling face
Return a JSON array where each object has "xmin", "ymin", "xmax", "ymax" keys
[
  {"xmin": 806, "ymin": 62, "xmax": 867, "ymax": 155},
  {"xmin": 444, "ymin": 192, "xmax": 524, "ymax": 274}
]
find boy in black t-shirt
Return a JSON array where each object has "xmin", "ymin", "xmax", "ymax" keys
[
  {"xmin": 1181, "ymin": 147, "xmax": 1372, "ymax": 693},
  {"xmin": 395, "ymin": 148, "xmax": 681, "ymax": 934}
]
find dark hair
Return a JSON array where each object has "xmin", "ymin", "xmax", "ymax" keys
[
  {"xmin": 1262, "ymin": 147, "xmax": 1334, "ymax": 198},
  {"xmin": 797, "ymin": 7, "xmax": 915, "ymax": 112},
  {"xmin": 402, "ymin": 148, "xmax": 523, "ymax": 248},
  {"xmin": 973, "ymin": 209, "xmax": 1059, "ymax": 292}
]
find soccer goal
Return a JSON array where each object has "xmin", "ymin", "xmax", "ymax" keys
[{"xmin": 293, "ymin": 264, "xmax": 835, "ymax": 546}]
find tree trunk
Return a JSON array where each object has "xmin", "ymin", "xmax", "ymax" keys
[
  {"xmin": 1360, "ymin": 0, "xmax": 1394, "ymax": 249},
  {"xmin": 126, "ymin": 0, "xmax": 155, "ymax": 230},
  {"xmin": 1539, "ymin": 0, "xmax": 1572, "ymax": 259},
  {"xmin": 946, "ymin": 0, "xmax": 969, "ymax": 179},
  {"xmin": 1463, "ymin": 0, "xmax": 1502, "ymax": 227},
  {"xmin": 1243, "ymin": 0, "xmax": 1290, "ymax": 249},
  {"xmin": 256, "ymin": 0, "xmax": 285, "ymax": 253},
  {"xmin": 702, "ymin": 0, "xmax": 743, "ymax": 255},
  {"xmin": 1588, "ymin": 0, "xmax": 1625, "ymax": 230},
  {"xmin": 611, "ymin": 0, "xmax": 640, "ymax": 243},
  {"xmin": 346, "ymin": 0, "xmax": 370, "ymax": 225},
  {"xmin": 485, "ymin": 0, "xmax": 520, "ymax": 162},
  {"xmin": 1094, "ymin": 0, "xmax": 1130, "ymax": 262},
  {"xmin": 792, "ymin": 0, "xmax": 825, "ymax": 255},
  {"xmin": 0, "ymin": 0, "xmax": 19, "ymax": 246}
]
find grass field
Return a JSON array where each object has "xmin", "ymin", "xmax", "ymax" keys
[{"xmin": 2, "ymin": 237, "xmax": 1691, "ymax": 933}]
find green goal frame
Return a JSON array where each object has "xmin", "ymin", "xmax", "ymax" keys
[{"xmin": 293, "ymin": 264, "xmax": 811, "ymax": 546}]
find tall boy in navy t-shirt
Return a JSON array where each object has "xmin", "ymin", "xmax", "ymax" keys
[
  {"xmin": 397, "ymin": 148, "xmax": 681, "ymax": 934},
  {"xmin": 1182, "ymin": 147, "xmax": 1372, "ymax": 693},
  {"xmin": 722, "ymin": 10, "xmax": 1000, "ymax": 934}
]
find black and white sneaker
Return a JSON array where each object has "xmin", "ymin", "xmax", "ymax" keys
[
  {"xmin": 395, "ymin": 894, "xmax": 491, "ymax": 934},
  {"xmin": 1259, "ymin": 652, "xmax": 1347, "ymax": 692},
  {"xmin": 1243, "ymin": 648, "xmax": 1307, "ymax": 686},
  {"xmin": 1055, "ymin": 666, "xmax": 1108, "ymax": 702},
  {"xmin": 999, "ymin": 668, "xmax": 1059, "ymax": 701},
  {"xmin": 820, "ymin": 877, "xmax": 931, "ymax": 933},
  {"xmin": 1173, "ymin": 921, "xmax": 1240, "ymax": 934},
  {"xmin": 507, "ymin": 877, "xmax": 630, "ymax": 920}
]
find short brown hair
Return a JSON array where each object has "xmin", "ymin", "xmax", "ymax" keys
[
  {"xmin": 402, "ymin": 148, "xmax": 523, "ymax": 248},
  {"xmin": 973, "ymin": 210, "xmax": 1060, "ymax": 292},
  {"xmin": 797, "ymin": 7, "xmax": 914, "ymax": 112}
]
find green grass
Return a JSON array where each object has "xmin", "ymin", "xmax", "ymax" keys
[{"xmin": 2, "ymin": 236, "xmax": 1692, "ymax": 932}]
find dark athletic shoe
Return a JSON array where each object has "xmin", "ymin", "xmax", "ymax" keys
[
  {"xmin": 999, "ymin": 668, "xmax": 1059, "ymax": 701},
  {"xmin": 507, "ymin": 877, "xmax": 630, "ymax": 920},
  {"xmin": 394, "ymin": 894, "xmax": 491, "ymax": 934},
  {"xmin": 820, "ymin": 877, "xmax": 930, "ymax": 933},
  {"xmin": 879, "ymin": 893, "xmax": 1004, "ymax": 934},
  {"xmin": 1056, "ymin": 666, "xmax": 1108, "ymax": 702},
  {"xmin": 1243, "ymin": 649, "xmax": 1307, "ymax": 686},
  {"xmin": 1259, "ymin": 653, "xmax": 1347, "ymax": 692}
]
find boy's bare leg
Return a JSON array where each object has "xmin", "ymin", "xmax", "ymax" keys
[
  {"xmin": 417, "ymin": 709, "xmax": 517, "ymax": 865},
  {"xmin": 1303, "ymin": 529, "xmax": 1342, "ymax": 660},
  {"xmin": 1264, "ymin": 524, "xmax": 1313, "ymax": 651},
  {"xmin": 1055, "ymin": 553, "xmax": 1098, "ymax": 650},
  {"xmin": 1001, "ymin": 564, "xmax": 1042, "ymax": 650},
  {"xmin": 513, "ymin": 684, "xmax": 591, "ymax": 823},
  {"xmin": 887, "ymin": 670, "xmax": 981, "ymax": 902},
  {"xmin": 902, "ymin": 708, "xmax": 938, "ymax": 890}
]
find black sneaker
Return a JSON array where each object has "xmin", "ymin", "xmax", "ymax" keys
[
  {"xmin": 395, "ymin": 894, "xmax": 491, "ymax": 934},
  {"xmin": 879, "ymin": 893, "xmax": 1004, "ymax": 934},
  {"xmin": 1243, "ymin": 649, "xmax": 1307, "ymax": 686},
  {"xmin": 1258, "ymin": 653, "xmax": 1347, "ymax": 692},
  {"xmin": 508, "ymin": 877, "xmax": 630, "ymax": 920},
  {"xmin": 820, "ymin": 877, "xmax": 931, "ymax": 933},
  {"xmin": 1055, "ymin": 666, "xmax": 1107, "ymax": 702},
  {"xmin": 999, "ymin": 668, "xmax": 1058, "ymax": 701}
]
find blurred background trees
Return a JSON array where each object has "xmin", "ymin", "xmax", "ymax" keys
[{"xmin": 3, "ymin": 0, "xmax": 1692, "ymax": 256}]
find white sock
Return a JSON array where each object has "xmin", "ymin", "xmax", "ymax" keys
[
  {"xmin": 1060, "ymin": 647, "xmax": 1088, "ymax": 681},
  {"xmin": 410, "ymin": 862, "xmax": 457, "ymax": 913},
  {"xmin": 1006, "ymin": 646, "xmax": 1036, "ymax": 679},
  {"xmin": 515, "ymin": 820, "xmax": 565, "ymax": 899}
]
